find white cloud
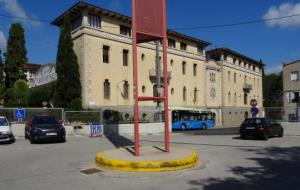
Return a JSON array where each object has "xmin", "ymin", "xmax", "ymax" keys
[
  {"xmin": 263, "ymin": 2, "xmax": 300, "ymax": 28},
  {"xmin": 0, "ymin": 31, "xmax": 6, "ymax": 51},
  {"xmin": 0, "ymin": 0, "xmax": 40, "ymax": 26},
  {"xmin": 265, "ymin": 64, "xmax": 282, "ymax": 74}
]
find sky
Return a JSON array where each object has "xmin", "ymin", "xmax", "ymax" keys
[{"xmin": 0, "ymin": 0, "xmax": 300, "ymax": 74}]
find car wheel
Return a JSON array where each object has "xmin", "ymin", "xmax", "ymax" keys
[
  {"xmin": 262, "ymin": 132, "xmax": 269, "ymax": 140},
  {"xmin": 181, "ymin": 124, "xmax": 187, "ymax": 131},
  {"xmin": 29, "ymin": 136, "xmax": 35, "ymax": 144},
  {"xmin": 240, "ymin": 134, "xmax": 246, "ymax": 139},
  {"xmin": 279, "ymin": 128, "xmax": 284, "ymax": 137},
  {"xmin": 202, "ymin": 124, "xmax": 207, "ymax": 130}
]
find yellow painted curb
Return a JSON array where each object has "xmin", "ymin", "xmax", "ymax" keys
[{"xmin": 95, "ymin": 150, "xmax": 199, "ymax": 172}]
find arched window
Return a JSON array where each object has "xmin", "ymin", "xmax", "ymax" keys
[
  {"xmin": 228, "ymin": 91, "xmax": 231, "ymax": 104},
  {"xmin": 234, "ymin": 73, "xmax": 237, "ymax": 83},
  {"xmin": 234, "ymin": 92, "xmax": 237, "ymax": 105},
  {"xmin": 141, "ymin": 53, "xmax": 145, "ymax": 61},
  {"xmin": 104, "ymin": 79, "xmax": 110, "ymax": 99},
  {"xmin": 170, "ymin": 59, "xmax": 174, "ymax": 66},
  {"xmin": 142, "ymin": 85, "xmax": 146, "ymax": 94},
  {"xmin": 171, "ymin": 88, "xmax": 174, "ymax": 95},
  {"xmin": 182, "ymin": 61, "xmax": 186, "ymax": 75},
  {"xmin": 123, "ymin": 81, "xmax": 129, "ymax": 100},
  {"xmin": 183, "ymin": 86, "xmax": 187, "ymax": 101}
]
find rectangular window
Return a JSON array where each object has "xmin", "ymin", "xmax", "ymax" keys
[
  {"xmin": 193, "ymin": 64, "xmax": 197, "ymax": 76},
  {"xmin": 180, "ymin": 42, "xmax": 187, "ymax": 51},
  {"xmin": 120, "ymin": 25, "xmax": 131, "ymax": 36},
  {"xmin": 71, "ymin": 17, "xmax": 82, "ymax": 31},
  {"xmin": 168, "ymin": 39, "xmax": 176, "ymax": 48},
  {"xmin": 88, "ymin": 14, "xmax": 101, "ymax": 29},
  {"xmin": 104, "ymin": 79, "xmax": 110, "ymax": 99},
  {"xmin": 244, "ymin": 93, "xmax": 248, "ymax": 105},
  {"xmin": 291, "ymin": 71, "xmax": 299, "ymax": 81},
  {"xmin": 182, "ymin": 62, "xmax": 186, "ymax": 75},
  {"xmin": 194, "ymin": 88, "xmax": 198, "ymax": 102},
  {"xmin": 123, "ymin": 49, "xmax": 129, "ymax": 66},
  {"xmin": 103, "ymin": 45, "xmax": 110, "ymax": 63},
  {"xmin": 197, "ymin": 46, "xmax": 203, "ymax": 55}
]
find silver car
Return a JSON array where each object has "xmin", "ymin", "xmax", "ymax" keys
[{"xmin": 0, "ymin": 117, "xmax": 15, "ymax": 143}]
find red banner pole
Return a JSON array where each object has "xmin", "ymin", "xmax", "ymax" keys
[
  {"xmin": 162, "ymin": 0, "xmax": 170, "ymax": 153},
  {"xmin": 132, "ymin": 0, "xmax": 139, "ymax": 156}
]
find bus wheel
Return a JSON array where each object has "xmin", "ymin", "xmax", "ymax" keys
[
  {"xmin": 181, "ymin": 124, "xmax": 187, "ymax": 131},
  {"xmin": 202, "ymin": 124, "xmax": 207, "ymax": 130}
]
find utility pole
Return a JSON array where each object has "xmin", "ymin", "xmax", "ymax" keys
[{"xmin": 155, "ymin": 41, "xmax": 162, "ymax": 122}]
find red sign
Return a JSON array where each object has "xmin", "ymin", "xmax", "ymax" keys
[{"xmin": 135, "ymin": 0, "xmax": 165, "ymax": 43}]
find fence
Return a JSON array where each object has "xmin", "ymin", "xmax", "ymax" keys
[
  {"xmin": 263, "ymin": 106, "xmax": 300, "ymax": 122},
  {"xmin": 64, "ymin": 110, "xmax": 102, "ymax": 125},
  {"xmin": 0, "ymin": 108, "xmax": 64, "ymax": 122}
]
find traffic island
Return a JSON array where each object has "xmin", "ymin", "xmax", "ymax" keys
[{"xmin": 95, "ymin": 146, "xmax": 199, "ymax": 172}]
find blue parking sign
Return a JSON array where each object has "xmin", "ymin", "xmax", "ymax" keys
[{"xmin": 14, "ymin": 109, "xmax": 25, "ymax": 120}]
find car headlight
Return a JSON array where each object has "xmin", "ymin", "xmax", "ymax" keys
[{"xmin": 1, "ymin": 131, "xmax": 11, "ymax": 135}]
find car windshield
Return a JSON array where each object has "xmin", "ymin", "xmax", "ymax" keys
[
  {"xmin": 0, "ymin": 118, "xmax": 9, "ymax": 126},
  {"xmin": 32, "ymin": 116, "xmax": 58, "ymax": 125},
  {"xmin": 243, "ymin": 118, "xmax": 262, "ymax": 125}
]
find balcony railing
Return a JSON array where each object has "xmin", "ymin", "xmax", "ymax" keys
[
  {"xmin": 149, "ymin": 69, "xmax": 172, "ymax": 79},
  {"xmin": 243, "ymin": 83, "xmax": 252, "ymax": 92}
]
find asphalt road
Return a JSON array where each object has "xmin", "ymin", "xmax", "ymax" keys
[{"xmin": 1, "ymin": 124, "xmax": 300, "ymax": 190}]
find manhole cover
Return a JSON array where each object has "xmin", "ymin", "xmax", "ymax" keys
[{"xmin": 80, "ymin": 168, "xmax": 102, "ymax": 175}]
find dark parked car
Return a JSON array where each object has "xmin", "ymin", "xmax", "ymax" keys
[
  {"xmin": 25, "ymin": 115, "xmax": 66, "ymax": 144},
  {"xmin": 240, "ymin": 118, "xmax": 284, "ymax": 140}
]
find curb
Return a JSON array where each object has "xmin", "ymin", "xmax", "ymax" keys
[{"xmin": 95, "ymin": 150, "xmax": 199, "ymax": 172}]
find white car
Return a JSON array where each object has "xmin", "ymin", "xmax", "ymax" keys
[{"xmin": 0, "ymin": 116, "xmax": 15, "ymax": 143}]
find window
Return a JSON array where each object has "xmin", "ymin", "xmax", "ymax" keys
[
  {"xmin": 182, "ymin": 62, "xmax": 186, "ymax": 75},
  {"xmin": 142, "ymin": 86, "xmax": 146, "ymax": 93},
  {"xmin": 193, "ymin": 64, "xmax": 197, "ymax": 76},
  {"xmin": 193, "ymin": 88, "xmax": 198, "ymax": 102},
  {"xmin": 141, "ymin": 53, "xmax": 145, "ymax": 61},
  {"xmin": 234, "ymin": 73, "xmax": 237, "ymax": 83},
  {"xmin": 88, "ymin": 14, "xmax": 101, "ymax": 29},
  {"xmin": 171, "ymin": 88, "xmax": 174, "ymax": 95},
  {"xmin": 104, "ymin": 79, "xmax": 110, "ymax": 99},
  {"xmin": 253, "ymin": 65, "xmax": 256, "ymax": 71},
  {"xmin": 120, "ymin": 25, "xmax": 131, "ymax": 36},
  {"xmin": 180, "ymin": 42, "xmax": 187, "ymax": 51},
  {"xmin": 123, "ymin": 81, "xmax": 129, "ymax": 100},
  {"xmin": 168, "ymin": 39, "xmax": 176, "ymax": 48},
  {"xmin": 228, "ymin": 92, "xmax": 231, "ymax": 104},
  {"xmin": 228, "ymin": 71, "xmax": 231, "ymax": 81},
  {"xmin": 291, "ymin": 71, "xmax": 299, "ymax": 81},
  {"xmin": 233, "ymin": 58, "xmax": 236, "ymax": 64},
  {"xmin": 183, "ymin": 87, "xmax": 187, "ymax": 101},
  {"xmin": 234, "ymin": 92, "xmax": 237, "ymax": 105},
  {"xmin": 123, "ymin": 49, "xmax": 129, "ymax": 66},
  {"xmin": 210, "ymin": 73, "xmax": 216, "ymax": 83},
  {"xmin": 103, "ymin": 45, "xmax": 110, "ymax": 63},
  {"xmin": 197, "ymin": 46, "xmax": 203, "ymax": 55},
  {"xmin": 71, "ymin": 17, "xmax": 82, "ymax": 31},
  {"xmin": 244, "ymin": 93, "xmax": 248, "ymax": 105},
  {"xmin": 170, "ymin": 59, "xmax": 174, "ymax": 66},
  {"xmin": 224, "ymin": 54, "xmax": 228, "ymax": 61}
]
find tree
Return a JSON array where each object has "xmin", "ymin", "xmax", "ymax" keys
[
  {"xmin": 4, "ymin": 23, "xmax": 27, "ymax": 89},
  {"xmin": 263, "ymin": 72, "xmax": 283, "ymax": 107},
  {"xmin": 0, "ymin": 49, "xmax": 4, "ymax": 95},
  {"xmin": 54, "ymin": 17, "xmax": 81, "ymax": 108},
  {"xmin": 14, "ymin": 80, "xmax": 29, "ymax": 106}
]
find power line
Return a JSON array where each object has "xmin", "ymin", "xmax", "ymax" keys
[
  {"xmin": 0, "ymin": 12, "xmax": 300, "ymax": 30},
  {"xmin": 173, "ymin": 13, "xmax": 300, "ymax": 30}
]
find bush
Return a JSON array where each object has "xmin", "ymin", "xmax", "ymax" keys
[
  {"xmin": 28, "ymin": 88, "xmax": 51, "ymax": 107},
  {"xmin": 70, "ymin": 98, "xmax": 82, "ymax": 110},
  {"xmin": 14, "ymin": 80, "xmax": 29, "ymax": 107}
]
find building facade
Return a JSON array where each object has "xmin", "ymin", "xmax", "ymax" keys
[
  {"xmin": 283, "ymin": 60, "xmax": 300, "ymax": 121},
  {"xmin": 52, "ymin": 2, "xmax": 264, "ymax": 127}
]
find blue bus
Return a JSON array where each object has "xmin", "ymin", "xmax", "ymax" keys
[{"xmin": 171, "ymin": 110, "xmax": 215, "ymax": 130}]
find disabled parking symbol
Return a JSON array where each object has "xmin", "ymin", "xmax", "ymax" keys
[{"xmin": 14, "ymin": 109, "xmax": 25, "ymax": 120}]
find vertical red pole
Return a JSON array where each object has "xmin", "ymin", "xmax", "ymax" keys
[
  {"xmin": 132, "ymin": 0, "xmax": 139, "ymax": 156},
  {"xmin": 162, "ymin": 0, "xmax": 170, "ymax": 153}
]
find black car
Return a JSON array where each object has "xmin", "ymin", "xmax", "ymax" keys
[
  {"xmin": 240, "ymin": 118, "xmax": 284, "ymax": 140},
  {"xmin": 25, "ymin": 115, "xmax": 66, "ymax": 144}
]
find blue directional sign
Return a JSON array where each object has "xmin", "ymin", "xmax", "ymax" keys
[{"xmin": 14, "ymin": 109, "xmax": 26, "ymax": 120}]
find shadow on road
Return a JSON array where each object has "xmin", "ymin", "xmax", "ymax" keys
[
  {"xmin": 187, "ymin": 146, "xmax": 300, "ymax": 190},
  {"xmin": 173, "ymin": 127, "xmax": 239, "ymax": 136}
]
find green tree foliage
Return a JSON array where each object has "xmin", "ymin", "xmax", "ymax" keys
[
  {"xmin": 0, "ymin": 49, "xmax": 4, "ymax": 95},
  {"xmin": 54, "ymin": 17, "xmax": 81, "ymax": 108},
  {"xmin": 263, "ymin": 72, "xmax": 283, "ymax": 107},
  {"xmin": 14, "ymin": 80, "xmax": 29, "ymax": 106},
  {"xmin": 28, "ymin": 88, "xmax": 51, "ymax": 107},
  {"xmin": 70, "ymin": 98, "xmax": 82, "ymax": 110},
  {"xmin": 4, "ymin": 23, "xmax": 27, "ymax": 88}
]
